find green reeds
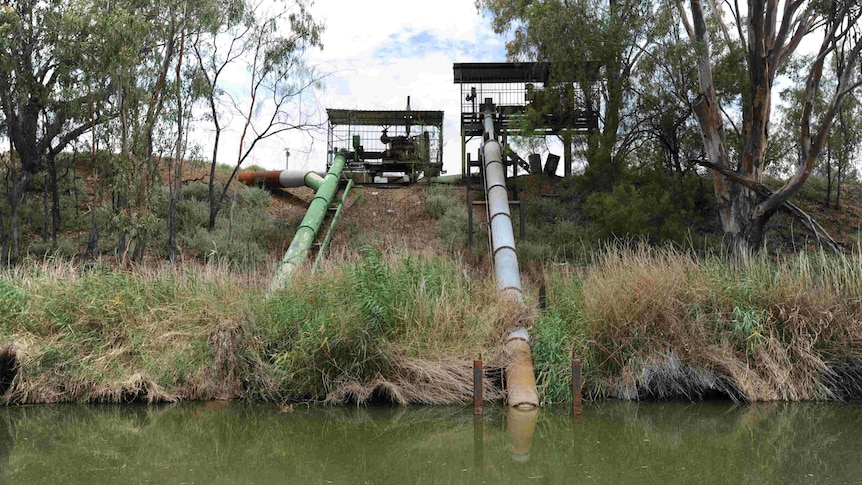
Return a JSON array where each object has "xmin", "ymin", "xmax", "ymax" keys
[{"xmin": 257, "ymin": 249, "xmax": 508, "ymax": 403}]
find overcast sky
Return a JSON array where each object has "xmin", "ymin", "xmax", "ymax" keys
[{"xmin": 249, "ymin": 0, "xmax": 507, "ymax": 174}]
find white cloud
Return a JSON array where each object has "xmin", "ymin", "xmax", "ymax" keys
[{"xmin": 234, "ymin": 0, "xmax": 508, "ymax": 174}]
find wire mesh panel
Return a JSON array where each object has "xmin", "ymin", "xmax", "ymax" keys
[
  {"xmin": 453, "ymin": 62, "xmax": 598, "ymax": 136},
  {"xmin": 326, "ymin": 109, "xmax": 444, "ymax": 183},
  {"xmin": 453, "ymin": 61, "xmax": 601, "ymax": 177}
]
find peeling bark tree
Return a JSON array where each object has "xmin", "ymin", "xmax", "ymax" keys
[{"xmin": 681, "ymin": 0, "xmax": 862, "ymax": 254}]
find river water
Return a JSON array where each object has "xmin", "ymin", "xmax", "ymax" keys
[{"xmin": 0, "ymin": 401, "xmax": 860, "ymax": 484}]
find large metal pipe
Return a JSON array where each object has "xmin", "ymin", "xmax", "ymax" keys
[
  {"xmin": 481, "ymin": 112, "xmax": 523, "ymax": 301},
  {"xmin": 269, "ymin": 154, "xmax": 347, "ymax": 292},
  {"xmin": 481, "ymin": 109, "xmax": 539, "ymax": 408},
  {"xmin": 238, "ymin": 170, "xmax": 325, "ymax": 191}
]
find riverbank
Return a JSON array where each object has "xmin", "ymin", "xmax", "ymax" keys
[{"xmin": 1, "ymin": 246, "xmax": 861, "ymax": 405}]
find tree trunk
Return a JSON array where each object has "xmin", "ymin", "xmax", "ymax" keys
[
  {"xmin": 168, "ymin": 26, "xmax": 186, "ymax": 264},
  {"xmin": 207, "ymin": 125, "xmax": 222, "ymax": 231},
  {"xmin": 7, "ymin": 170, "xmax": 26, "ymax": 261},
  {"xmin": 834, "ymin": 163, "xmax": 842, "ymax": 210},
  {"xmin": 84, "ymin": 206, "xmax": 100, "ymax": 260},
  {"xmin": 132, "ymin": 238, "xmax": 145, "ymax": 262},
  {"xmin": 0, "ymin": 206, "xmax": 5, "ymax": 262},
  {"xmin": 47, "ymin": 155, "xmax": 61, "ymax": 246},
  {"xmin": 115, "ymin": 192, "xmax": 127, "ymax": 259},
  {"xmin": 724, "ymin": 204, "xmax": 773, "ymax": 255},
  {"xmin": 168, "ymin": 171, "xmax": 179, "ymax": 262},
  {"xmin": 723, "ymin": 182, "xmax": 760, "ymax": 253},
  {"xmin": 41, "ymin": 177, "xmax": 49, "ymax": 243},
  {"xmin": 824, "ymin": 146, "xmax": 833, "ymax": 208}
]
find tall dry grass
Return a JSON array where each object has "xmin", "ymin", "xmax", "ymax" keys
[
  {"xmin": 0, "ymin": 258, "xmax": 267, "ymax": 404},
  {"xmin": 535, "ymin": 244, "xmax": 862, "ymax": 402}
]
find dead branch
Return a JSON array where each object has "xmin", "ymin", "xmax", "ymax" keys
[{"xmin": 694, "ymin": 159, "xmax": 842, "ymax": 254}]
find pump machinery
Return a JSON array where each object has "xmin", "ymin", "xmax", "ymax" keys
[{"xmin": 325, "ymin": 97, "xmax": 444, "ymax": 184}]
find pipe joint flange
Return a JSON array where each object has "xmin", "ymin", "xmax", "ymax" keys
[{"xmin": 505, "ymin": 327, "xmax": 530, "ymax": 343}]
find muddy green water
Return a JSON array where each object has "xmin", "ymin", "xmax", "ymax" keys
[{"xmin": 0, "ymin": 401, "xmax": 860, "ymax": 484}]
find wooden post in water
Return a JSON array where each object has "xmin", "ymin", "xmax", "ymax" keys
[
  {"xmin": 473, "ymin": 356, "xmax": 484, "ymax": 415},
  {"xmin": 572, "ymin": 354, "xmax": 582, "ymax": 416}
]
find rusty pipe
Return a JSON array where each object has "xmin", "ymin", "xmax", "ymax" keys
[
  {"xmin": 481, "ymin": 107, "xmax": 539, "ymax": 408},
  {"xmin": 238, "ymin": 170, "xmax": 325, "ymax": 191}
]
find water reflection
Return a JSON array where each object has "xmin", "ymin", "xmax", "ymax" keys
[
  {"xmin": 506, "ymin": 407, "xmax": 539, "ymax": 463},
  {"xmin": 0, "ymin": 401, "xmax": 860, "ymax": 484}
]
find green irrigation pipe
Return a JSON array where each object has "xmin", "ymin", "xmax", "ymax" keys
[
  {"xmin": 269, "ymin": 153, "xmax": 346, "ymax": 293},
  {"xmin": 311, "ymin": 178, "xmax": 354, "ymax": 274}
]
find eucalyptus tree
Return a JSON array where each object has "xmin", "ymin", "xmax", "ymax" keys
[
  {"xmin": 828, "ymin": 93, "xmax": 861, "ymax": 209},
  {"xmin": 0, "ymin": 0, "xmax": 187, "ymax": 261},
  {"xmin": 817, "ymin": 49, "xmax": 861, "ymax": 210},
  {"xmin": 0, "ymin": 0, "xmax": 120, "ymax": 257},
  {"xmin": 775, "ymin": 55, "xmax": 862, "ymax": 210},
  {"xmin": 160, "ymin": 0, "xmax": 249, "ymax": 263},
  {"xmin": 88, "ymin": 0, "xmax": 181, "ymax": 262},
  {"xmin": 477, "ymin": 0, "xmax": 669, "ymax": 186},
  {"xmin": 193, "ymin": 0, "xmax": 255, "ymax": 231},
  {"xmin": 193, "ymin": 0, "xmax": 323, "ymax": 231},
  {"xmin": 628, "ymin": 7, "xmax": 705, "ymax": 175},
  {"xmin": 102, "ymin": 0, "xmax": 235, "ymax": 262},
  {"xmin": 681, "ymin": 0, "xmax": 862, "ymax": 254}
]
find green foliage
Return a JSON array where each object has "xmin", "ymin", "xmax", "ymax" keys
[
  {"xmin": 436, "ymin": 205, "xmax": 481, "ymax": 250},
  {"xmin": 584, "ymin": 183, "xmax": 652, "ymax": 238},
  {"xmin": 583, "ymin": 170, "xmax": 717, "ymax": 246},
  {"xmin": 424, "ymin": 185, "xmax": 454, "ymax": 220},
  {"xmin": 514, "ymin": 171, "xmax": 719, "ymax": 265},
  {"xmin": 730, "ymin": 306, "xmax": 766, "ymax": 354},
  {"xmin": 792, "ymin": 175, "xmax": 830, "ymax": 204},
  {"xmin": 518, "ymin": 219, "xmax": 595, "ymax": 264},
  {"xmin": 426, "ymin": 185, "xmax": 483, "ymax": 251},
  {"xmin": 0, "ymin": 279, "xmax": 26, "ymax": 334},
  {"xmin": 253, "ymin": 250, "xmax": 484, "ymax": 401},
  {"xmin": 182, "ymin": 181, "xmax": 216, "ymax": 201},
  {"xmin": 530, "ymin": 269, "xmax": 593, "ymax": 402},
  {"xmin": 0, "ymin": 169, "xmax": 291, "ymax": 268},
  {"xmin": 532, "ymin": 311, "xmax": 587, "ymax": 404},
  {"xmin": 172, "ymin": 183, "xmax": 292, "ymax": 269}
]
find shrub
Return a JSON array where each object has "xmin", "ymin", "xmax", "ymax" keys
[
  {"xmin": 583, "ymin": 170, "xmax": 717, "ymax": 246},
  {"xmin": 425, "ymin": 186, "xmax": 454, "ymax": 219}
]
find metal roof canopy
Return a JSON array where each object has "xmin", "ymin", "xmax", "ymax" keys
[
  {"xmin": 327, "ymin": 109, "xmax": 443, "ymax": 127},
  {"xmin": 453, "ymin": 61, "xmax": 597, "ymax": 84},
  {"xmin": 454, "ymin": 62, "xmax": 549, "ymax": 83}
]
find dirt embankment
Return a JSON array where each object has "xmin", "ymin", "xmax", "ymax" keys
[
  {"xmin": 266, "ymin": 183, "xmax": 454, "ymax": 260},
  {"xmin": 330, "ymin": 186, "xmax": 441, "ymax": 255}
]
